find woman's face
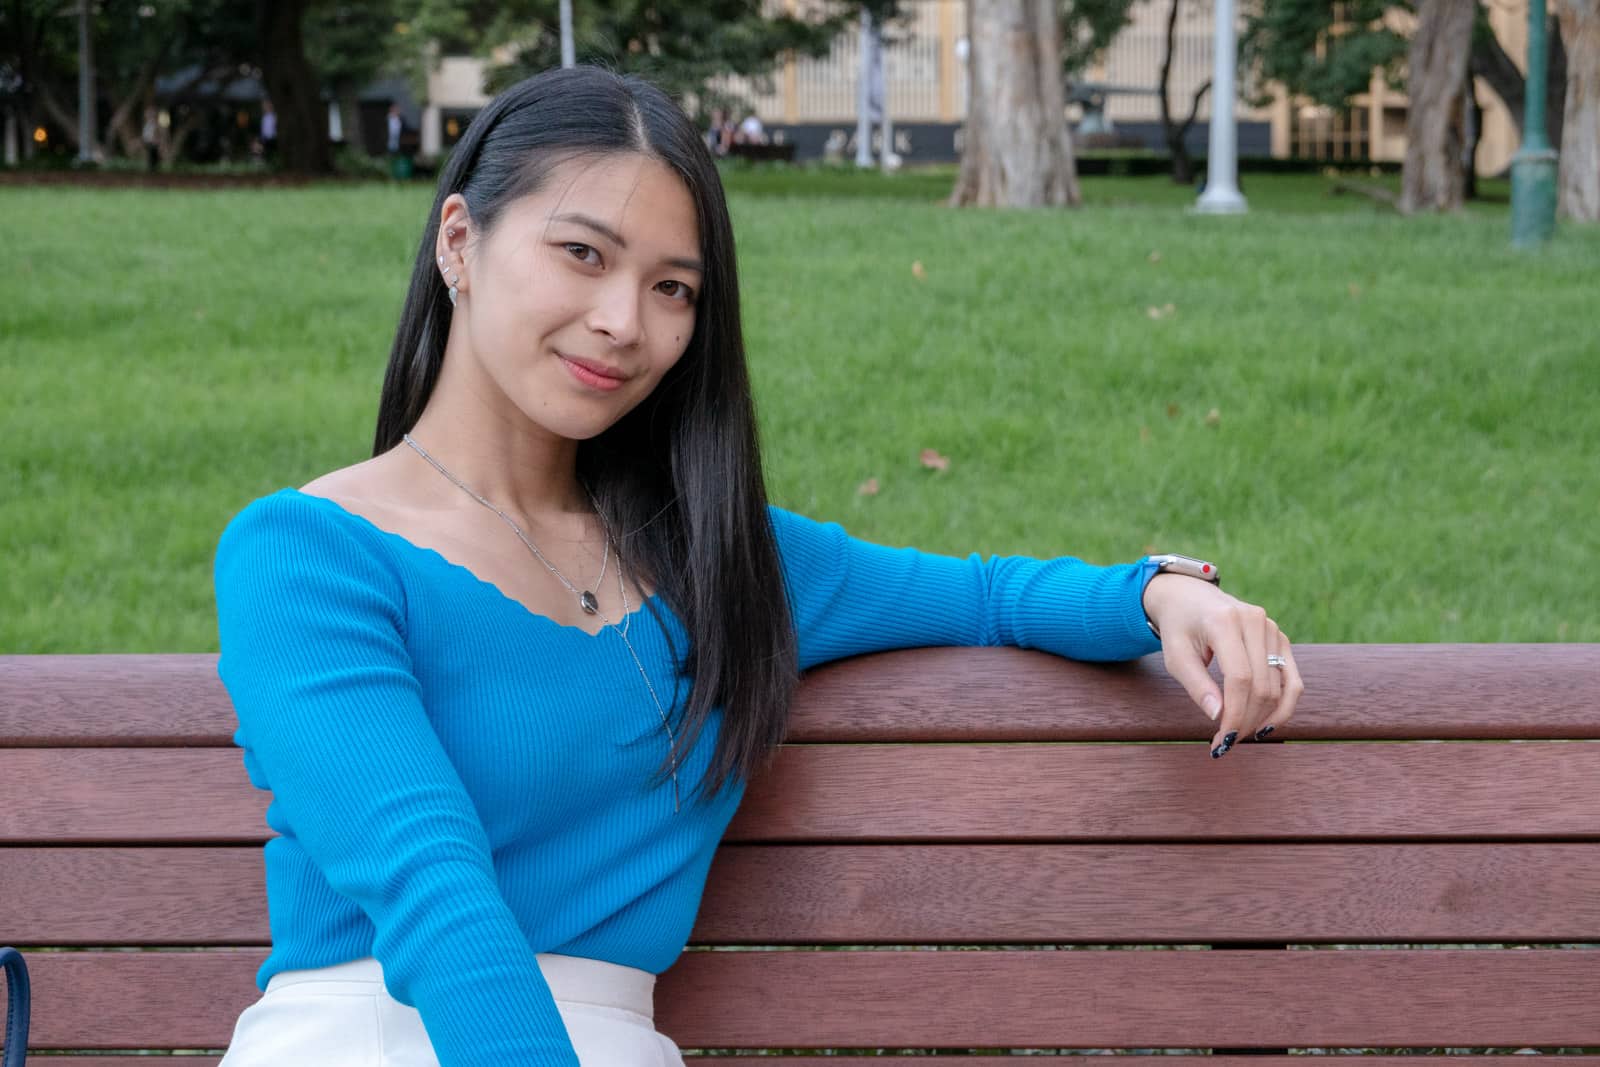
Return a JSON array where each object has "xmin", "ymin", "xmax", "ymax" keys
[{"xmin": 445, "ymin": 152, "xmax": 703, "ymax": 442}]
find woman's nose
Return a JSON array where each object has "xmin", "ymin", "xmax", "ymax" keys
[{"xmin": 587, "ymin": 279, "xmax": 644, "ymax": 348}]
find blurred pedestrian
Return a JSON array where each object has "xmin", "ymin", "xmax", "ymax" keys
[
  {"xmin": 141, "ymin": 105, "xmax": 160, "ymax": 172},
  {"xmin": 260, "ymin": 100, "xmax": 277, "ymax": 164}
]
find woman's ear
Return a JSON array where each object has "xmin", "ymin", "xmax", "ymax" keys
[
  {"xmin": 436, "ymin": 194, "xmax": 474, "ymax": 265},
  {"xmin": 436, "ymin": 195, "xmax": 474, "ymax": 305}
]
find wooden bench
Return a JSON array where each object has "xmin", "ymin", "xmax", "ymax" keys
[{"xmin": 3, "ymin": 644, "xmax": 1599, "ymax": 1062}]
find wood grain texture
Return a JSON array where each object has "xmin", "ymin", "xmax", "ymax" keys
[
  {"xmin": 18, "ymin": 949, "xmax": 1600, "ymax": 1049},
  {"xmin": 727, "ymin": 741, "xmax": 1600, "ymax": 842},
  {"xmin": 10, "ymin": 843, "xmax": 1597, "ymax": 946},
  {"xmin": 1, "ymin": 847, "xmax": 267, "ymax": 944},
  {"xmin": 693, "ymin": 843, "xmax": 1600, "ymax": 944},
  {"xmin": 0, "ymin": 748, "xmax": 265, "ymax": 843},
  {"xmin": 4, "ymin": 645, "xmax": 1597, "ymax": 746},
  {"xmin": 0, "ymin": 654, "xmax": 231, "ymax": 745},
  {"xmin": 7, "ymin": 740, "xmax": 1599, "ymax": 845}
]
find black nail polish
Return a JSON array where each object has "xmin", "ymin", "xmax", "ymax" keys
[
  {"xmin": 1255, "ymin": 725, "xmax": 1275, "ymax": 740},
  {"xmin": 1212, "ymin": 731, "xmax": 1238, "ymax": 759}
]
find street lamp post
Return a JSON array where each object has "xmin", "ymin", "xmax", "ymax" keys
[
  {"xmin": 1510, "ymin": 0, "xmax": 1557, "ymax": 247},
  {"xmin": 560, "ymin": 0, "xmax": 575, "ymax": 69},
  {"xmin": 76, "ymin": 0, "xmax": 98, "ymax": 166},
  {"xmin": 1195, "ymin": 0, "xmax": 1246, "ymax": 213}
]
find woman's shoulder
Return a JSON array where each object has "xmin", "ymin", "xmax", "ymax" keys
[{"xmin": 219, "ymin": 459, "xmax": 405, "ymax": 567}]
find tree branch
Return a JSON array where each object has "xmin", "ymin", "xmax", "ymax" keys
[
  {"xmin": 1180, "ymin": 78, "xmax": 1212, "ymax": 139},
  {"xmin": 34, "ymin": 80, "xmax": 78, "ymax": 150},
  {"xmin": 1157, "ymin": 0, "xmax": 1179, "ymax": 131}
]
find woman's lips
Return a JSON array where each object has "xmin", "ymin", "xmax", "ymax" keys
[{"xmin": 559, "ymin": 354, "xmax": 629, "ymax": 392}]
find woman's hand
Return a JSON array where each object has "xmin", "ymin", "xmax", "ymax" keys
[{"xmin": 1142, "ymin": 573, "xmax": 1303, "ymax": 759}]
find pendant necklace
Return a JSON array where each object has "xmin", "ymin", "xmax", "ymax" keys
[{"xmin": 402, "ymin": 433, "xmax": 681, "ymax": 810}]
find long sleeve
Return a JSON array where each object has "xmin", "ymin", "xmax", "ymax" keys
[
  {"xmin": 769, "ymin": 506, "xmax": 1162, "ymax": 671},
  {"xmin": 214, "ymin": 496, "xmax": 581, "ymax": 1067}
]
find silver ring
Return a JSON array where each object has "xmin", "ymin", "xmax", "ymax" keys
[{"xmin": 1266, "ymin": 654, "xmax": 1287, "ymax": 670}]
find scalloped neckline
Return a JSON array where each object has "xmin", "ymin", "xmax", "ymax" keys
[{"xmin": 279, "ymin": 487, "xmax": 661, "ymax": 639}]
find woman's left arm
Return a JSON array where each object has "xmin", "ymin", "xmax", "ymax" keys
[{"xmin": 770, "ymin": 506, "xmax": 1302, "ymax": 756}]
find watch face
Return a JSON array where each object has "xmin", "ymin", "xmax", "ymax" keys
[{"xmin": 1158, "ymin": 555, "xmax": 1219, "ymax": 583}]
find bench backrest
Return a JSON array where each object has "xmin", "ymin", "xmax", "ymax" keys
[{"xmin": 3, "ymin": 644, "xmax": 1599, "ymax": 1063}]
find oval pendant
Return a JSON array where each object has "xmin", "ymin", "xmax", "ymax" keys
[{"xmin": 579, "ymin": 590, "xmax": 599, "ymax": 615}]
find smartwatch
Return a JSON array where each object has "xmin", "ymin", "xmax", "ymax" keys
[{"xmin": 1137, "ymin": 553, "xmax": 1221, "ymax": 638}]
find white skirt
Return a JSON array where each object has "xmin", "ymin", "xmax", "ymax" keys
[{"xmin": 219, "ymin": 954, "xmax": 686, "ymax": 1066}]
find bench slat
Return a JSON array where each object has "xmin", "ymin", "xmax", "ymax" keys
[
  {"xmin": 790, "ymin": 644, "xmax": 1600, "ymax": 742},
  {"xmin": 18, "ymin": 949, "xmax": 1600, "ymax": 1049},
  {"xmin": 730, "ymin": 740, "xmax": 1600, "ymax": 840},
  {"xmin": 698, "ymin": 842, "xmax": 1600, "ymax": 943},
  {"xmin": 5, "ymin": 645, "xmax": 1597, "ymax": 746},
  {"xmin": 6, "ymin": 741, "xmax": 1599, "ymax": 844},
  {"xmin": 8, "ymin": 843, "xmax": 1599, "ymax": 945}
]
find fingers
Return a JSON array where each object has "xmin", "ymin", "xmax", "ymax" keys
[
  {"xmin": 1210, "ymin": 605, "xmax": 1287, "ymax": 759},
  {"xmin": 1160, "ymin": 638, "xmax": 1224, "ymax": 723},
  {"xmin": 1254, "ymin": 638, "xmax": 1304, "ymax": 741}
]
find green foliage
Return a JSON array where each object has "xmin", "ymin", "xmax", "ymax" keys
[
  {"xmin": 404, "ymin": 0, "xmax": 847, "ymax": 117},
  {"xmin": 1061, "ymin": 0, "xmax": 1139, "ymax": 78},
  {"xmin": 1239, "ymin": 0, "xmax": 1408, "ymax": 109},
  {"xmin": 1, "ymin": 0, "xmax": 258, "ymax": 155},
  {"xmin": 306, "ymin": 1, "xmax": 413, "ymax": 93}
]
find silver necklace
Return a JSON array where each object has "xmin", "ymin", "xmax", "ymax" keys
[
  {"xmin": 403, "ymin": 434, "xmax": 609, "ymax": 614},
  {"xmin": 401, "ymin": 433, "xmax": 680, "ymax": 810}
]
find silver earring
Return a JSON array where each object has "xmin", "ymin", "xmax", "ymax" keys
[
  {"xmin": 448, "ymin": 286, "xmax": 459, "ymax": 306},
  {"xmin": 437, "ymin": 255, "xmax": 445, "ymax": 265}
]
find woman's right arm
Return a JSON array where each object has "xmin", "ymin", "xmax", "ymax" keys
[{"xmin": 215, "ymin": 495, "xmax": 580, "ymax": 1067}]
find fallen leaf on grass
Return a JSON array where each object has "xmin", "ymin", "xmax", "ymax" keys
[
  {"xmin": 1165, "ymin": 402, "xmax": 1181, "ymax": 419},
  {"xmin": 919, "ymin": 448, "xmax": 950, "ymax": 472},
  {"xmin": 911, "ymin": 260, "xmax": 926, "ymax": 280},
  {"xmin": 857, "ymin": 478, "xmax": 881, "ymax": 497},
  {"xmin": 1148, "ymin": 249, "xmax": 1162, "ymax": 264},
  {"xmin": 1204, "ymin": 407, "xmax": 1221, "ymax": 427},
  {"xmin": 1145, "ymin": 303, "xmax": 1177, "ymax": 320}
]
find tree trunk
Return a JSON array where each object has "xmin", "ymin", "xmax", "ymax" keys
[
  {"xmin": 1400, "ymin": 0, "xmax": 1476, "ymax": 213},
  {"xmin": 337, "ymin": 84, "xmax": 361, "ymax": 151},
  {"xmin": 1158, "ymin": 0, "xmax": 1209, "ymax": 184},
  {"xmin": 256, "ymin": 0, "xmax": 332, "ymax": 174},
  {"xmin": 1558, "ymin": 0, "xmax": 1600, "ymax": 220},
  {"xmin": 950, "ymin": 0, "xmax": 1079, "ymax": 207},
  {"xmin": 1462, "ymin": 75, "xmax": 1480, "ymax": 199}
]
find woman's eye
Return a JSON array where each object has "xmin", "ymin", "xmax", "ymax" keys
[
  {"xmin": 564, "ymin": 242, "xmax": 598, "ymax": 264},
  {"xmin": 657, "ymin": 280, "xmax": 695, "ymax": 303}
]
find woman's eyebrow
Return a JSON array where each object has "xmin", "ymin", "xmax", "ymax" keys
[{"xmin": 550, "ymin": 211, "xmax": 703, "ymax": 273}]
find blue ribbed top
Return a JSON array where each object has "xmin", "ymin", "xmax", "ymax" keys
[{"xmin": 213, "ymin": 488, "xmax": 1161, "ymax": 1065}]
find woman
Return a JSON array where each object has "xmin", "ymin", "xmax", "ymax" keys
[{"xmin": 213, "ymin": 66, "xmax": 1302, "ymax": 1067}]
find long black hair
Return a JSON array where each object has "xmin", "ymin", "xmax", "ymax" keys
[{"xmin": 373, "ymin": 66, "xmax": 798, "ymax": 803}]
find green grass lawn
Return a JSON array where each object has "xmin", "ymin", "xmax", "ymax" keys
[{"xmin": 3, "ymin": 168, "xmax": 1597, "ymax": 652}]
